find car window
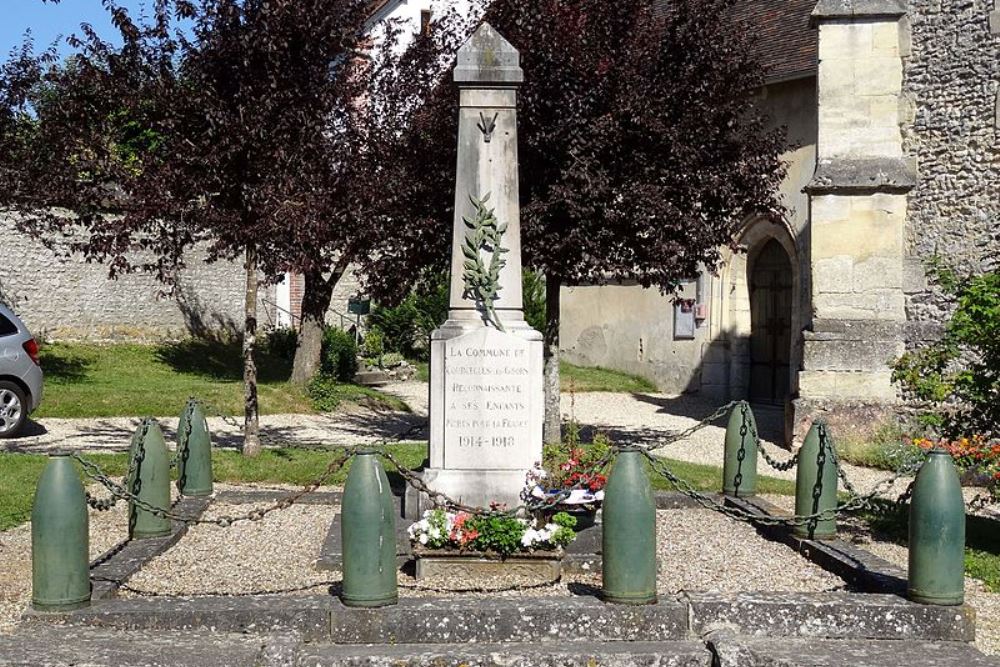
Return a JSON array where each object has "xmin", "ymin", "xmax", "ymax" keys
[{"xmin": 0, "ymin": 313, "xmax": 18, "ymax": 337}]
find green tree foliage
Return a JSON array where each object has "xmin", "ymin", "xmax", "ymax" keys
[{"xmin": 892, "ymin": 264, "xmax": 1000, "ymax": 437}]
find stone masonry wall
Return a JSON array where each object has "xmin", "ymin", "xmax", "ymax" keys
[
  {"xmin": 0, "ymin": 214, "xmax": 277, "ymax": 341},
  {"xmin": 902, "ymin": 0, "xmax": 1000, "ymax": 342}
]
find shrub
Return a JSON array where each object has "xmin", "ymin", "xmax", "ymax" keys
[
  {"xmin": 320, "ymin": 327, "xmax": 358, "ymax": 382},
  {"xmin": 307, "ymin": 375, "xmax": 345, "ymax": 412},
  {"xmin": 259, "ymin": 327, "xmax": 298, "ymax": 361},
  {"xmin": 361, "ymin": 330, "xmax": 385, "ymax": 361},
  {"xmin": 891, "ymin": 265, "xmax": 1000, "ymax": 437},
  {"xmin": 368, "ymin": 269, "xmax": 547, "ymax": 359}
]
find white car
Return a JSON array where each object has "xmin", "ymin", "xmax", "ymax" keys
[{"xmin": 0, "ymin": 303, "xmax": 43, "ymax": 438}]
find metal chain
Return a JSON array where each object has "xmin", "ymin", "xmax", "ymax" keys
[
  {"xmin": 643, "ymin": 401, "xmax": 738, "ymax": 453},
  {"xmin": 195, "ymin": 398, "xmax": 616, "ymax": 518},
  {"xmin": 172, "ymin": 399, "xmax": 195, "ymax": 471},
  {"xmin": 642, "ymin": 447, "xmax": 923, "ymax": 527},
  {"xmin": 84, "ymin": 419, "xmax": 150, "ymax": 512},
  {"xmin": 74, "ymin": 446, "xmax": 355, "ymax": 527},
  {"xmin": 738, "ymin": 402, "xmax": 798, "ymax": 472}
]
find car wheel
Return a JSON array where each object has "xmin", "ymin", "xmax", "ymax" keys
[{"xmin": 0, "ymin": 381, "xmax": 28, "ymax": 439}]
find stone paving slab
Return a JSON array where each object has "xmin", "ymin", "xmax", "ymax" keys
[
  {"xmin": 685, "ymin": 591, "xmax": 975, "ymax": 642},
  {"xmin": 327, "ymin": 596, "xmax": 689, "ymax": 644},
  {"xmin": 0, "ymin": 625, "xmax": 267, "ymax": 667},
  {"xmin": 707, "ymin": 634, "xmax": 1000, "ymax": 667},
  {"xmin": 24, "ymin": 594, "xmax": 336, "ymax": 642},
  {"xmin": 298, "ymin": 641, "xmax": 714, "ymax": 666},
  {"xmin": 27, "ymin": 591, "xmax": 979, "ymax": 645}
]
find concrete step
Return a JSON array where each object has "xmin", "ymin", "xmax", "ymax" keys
[
  {"xmin": 3, "ymin": 627, "xmax": 998, "ymax": 667},
  {"xmin": 297, "ymin": 641, "xmax": 714, "ymax": 666},
  {"xmin": 27, "ymin": 591, "xmax": 977, "ymax": 644}
]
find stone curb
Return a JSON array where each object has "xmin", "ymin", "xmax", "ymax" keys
[
  {"xmin": 24, "ymin": 591, "xmax": 975, "ymax": 644},
  {"xmin": 686, "ymin": 591, "xmax": 974, "ymax": 643}
]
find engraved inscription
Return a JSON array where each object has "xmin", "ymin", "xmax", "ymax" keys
[{"xmin": 443, "ymin": 329, "xmax": 533, "ymax": 469}]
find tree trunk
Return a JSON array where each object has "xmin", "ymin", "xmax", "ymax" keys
[
  {"xmin": 543, "ymin": 274, "xmax": 562, "ymax": 444},
  {"xmin": 290, "ymin": 258, "xmax": 350, "ymax": 386},
  {"xmin": 243, "ymin": 245, "xmax": 262, "ymax": 457}
]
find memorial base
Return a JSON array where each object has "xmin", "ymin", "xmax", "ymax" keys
[
  {"xmin": 413, "ymin": 546, "xmax": 563, "ymax": 582},
  {"xmin": 403, "ymin": 468, "xmax": 530, "ymax": 520}
]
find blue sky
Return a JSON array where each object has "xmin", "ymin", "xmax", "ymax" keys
[{"xmin": 2, "ymin": 1, "xmax": 152, "ymax": 58}]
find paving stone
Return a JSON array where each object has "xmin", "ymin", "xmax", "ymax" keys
[
  {"xmin": 297, "ymin": 641, "xmax": 713, "ymax": 667},
  {"xmin": 708, "ymin": 635, "xmax": 1000, "ymax": 667},
  {"xmin": 686, "ymin": 591, "xmax": 975, "ymax": 642},
  {"xmin": 0, "ymin": 625, "xmax": 267, "ymax": 667},
  {"xmin": 25, "ymin": 594, "xmax": 336, "ymax": 642}
]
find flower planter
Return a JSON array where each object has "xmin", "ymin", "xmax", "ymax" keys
[{"xmin": 412, "ymin": 545, "xmax": 563, "ymax": 582}]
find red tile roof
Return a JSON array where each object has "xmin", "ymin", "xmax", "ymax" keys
[
  {"xmin": 732, "ymin": 0, "xmax": 817, "ymax": 82},
  {"xmin": 652, "ymin": 0, "xmax": 816, "ymax": 82}
]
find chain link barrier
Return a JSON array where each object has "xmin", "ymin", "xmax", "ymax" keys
[{"xmin": 69, "ymin": 394, "xmax": 992, "ymax": 532}]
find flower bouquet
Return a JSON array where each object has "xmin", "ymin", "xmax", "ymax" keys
[{"xmin": 522, "ymin": 436, "xmax": 612, "ymax": 526}]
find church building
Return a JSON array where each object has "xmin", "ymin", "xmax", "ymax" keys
[{"xmin": 560, "ymin": 0, "xmax": 999, "ymax": 440}]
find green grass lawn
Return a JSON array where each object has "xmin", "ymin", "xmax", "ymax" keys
[
  {"xmin": 560, "ymin": 362, "xmax": 658, "ymax": 393},
  {"xmin": 35, "ymin": 341, "xmax": 402, "ymax": 419}
]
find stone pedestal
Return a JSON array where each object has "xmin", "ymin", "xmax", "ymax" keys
[{"xmin": 406, "ymin": 24, "xmax": 543, "ymax": 518}]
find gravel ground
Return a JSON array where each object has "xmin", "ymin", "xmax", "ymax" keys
[
  {"xmin": 124, "ymin": 501, "xmax": 337, "ymax": 598},
  {"xmin": 122, "ymin": 505, "xmax": 844, "ymax": 600}
]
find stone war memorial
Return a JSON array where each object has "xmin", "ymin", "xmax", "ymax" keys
[
  {"xmin": 410, "ymin": 22, "xmax": 544, "ymax": 517},
  {"xmin": 3, "ymin": 21, "xmax": 1000, "ymax": 667}
]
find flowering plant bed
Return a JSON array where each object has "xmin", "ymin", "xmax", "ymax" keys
[
  {"xmin": 407, "ymin": 509, "xmax": 576, "ymax": 581},
  {"xmin": 407, "ymin": 509, "xmax": 577, "ymax": 555},
  {"xmin": 411, "ymin": 545, "xmax": 564, "ymax": 581},
  {"xmin": 910, "ymin": 436, "xmax": 1000, "ymax": 498},
  {"xmin": 523, "ymin": 437, "xmax": 611, "ymax": 521}
]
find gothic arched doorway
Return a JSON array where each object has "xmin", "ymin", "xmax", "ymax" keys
[{"xmin": 748, "ymin": 239, "xmax": 793, "ymax": 405}]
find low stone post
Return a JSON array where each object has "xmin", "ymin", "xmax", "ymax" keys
[
  {"xmin": 341, "ymin": 450, "xmax": 398, "ymax": 607},
  {"xmin": 793, "ymin": 422, "xmax": 838, "ymax": 539},
  {"xmin": 129, "ymin": 419, "xmax": 172, "ymax": 539},
  {"xmin": 723, "ymin": 402, "xmax": 758, "ymax": 497},
  {"xmin": 602, "ymin": 446, "xmax": 657, "ymax": 605},
  {"xmin": 908, "ymin": 448, "xmax": 965, "ymax": 605},
  {"xmin": 31, "ymin": 454, "xmax": 91, "ymax": 611},
  {"xmin": 177, "ymin": 400, "xmax": 214, "ymax": 497}
]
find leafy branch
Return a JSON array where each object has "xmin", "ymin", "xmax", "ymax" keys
[{"xmin": 461, "ymin": 192, "xmax": 508, "ymax": 331}]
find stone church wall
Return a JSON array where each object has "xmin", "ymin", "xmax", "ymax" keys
[{"xmin": 902, "ymin": 0, "xmax": 1000, "ymax": 342}]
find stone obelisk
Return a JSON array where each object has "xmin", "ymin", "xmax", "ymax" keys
[{"xmin": 407, "ymin": 23, "xmax": 543, "ymax": 517}]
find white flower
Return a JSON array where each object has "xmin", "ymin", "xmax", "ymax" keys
[
  {"xmin": 419, "ymin": 533, "xmax": 429, "ymax": 545},
  {"xmin": 429, "ymin": 527, "xmax": 441, "ymax": 539},
  {"xmin": 521, "ymin": 529, "xmax": 539, "ymax": 547}
]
